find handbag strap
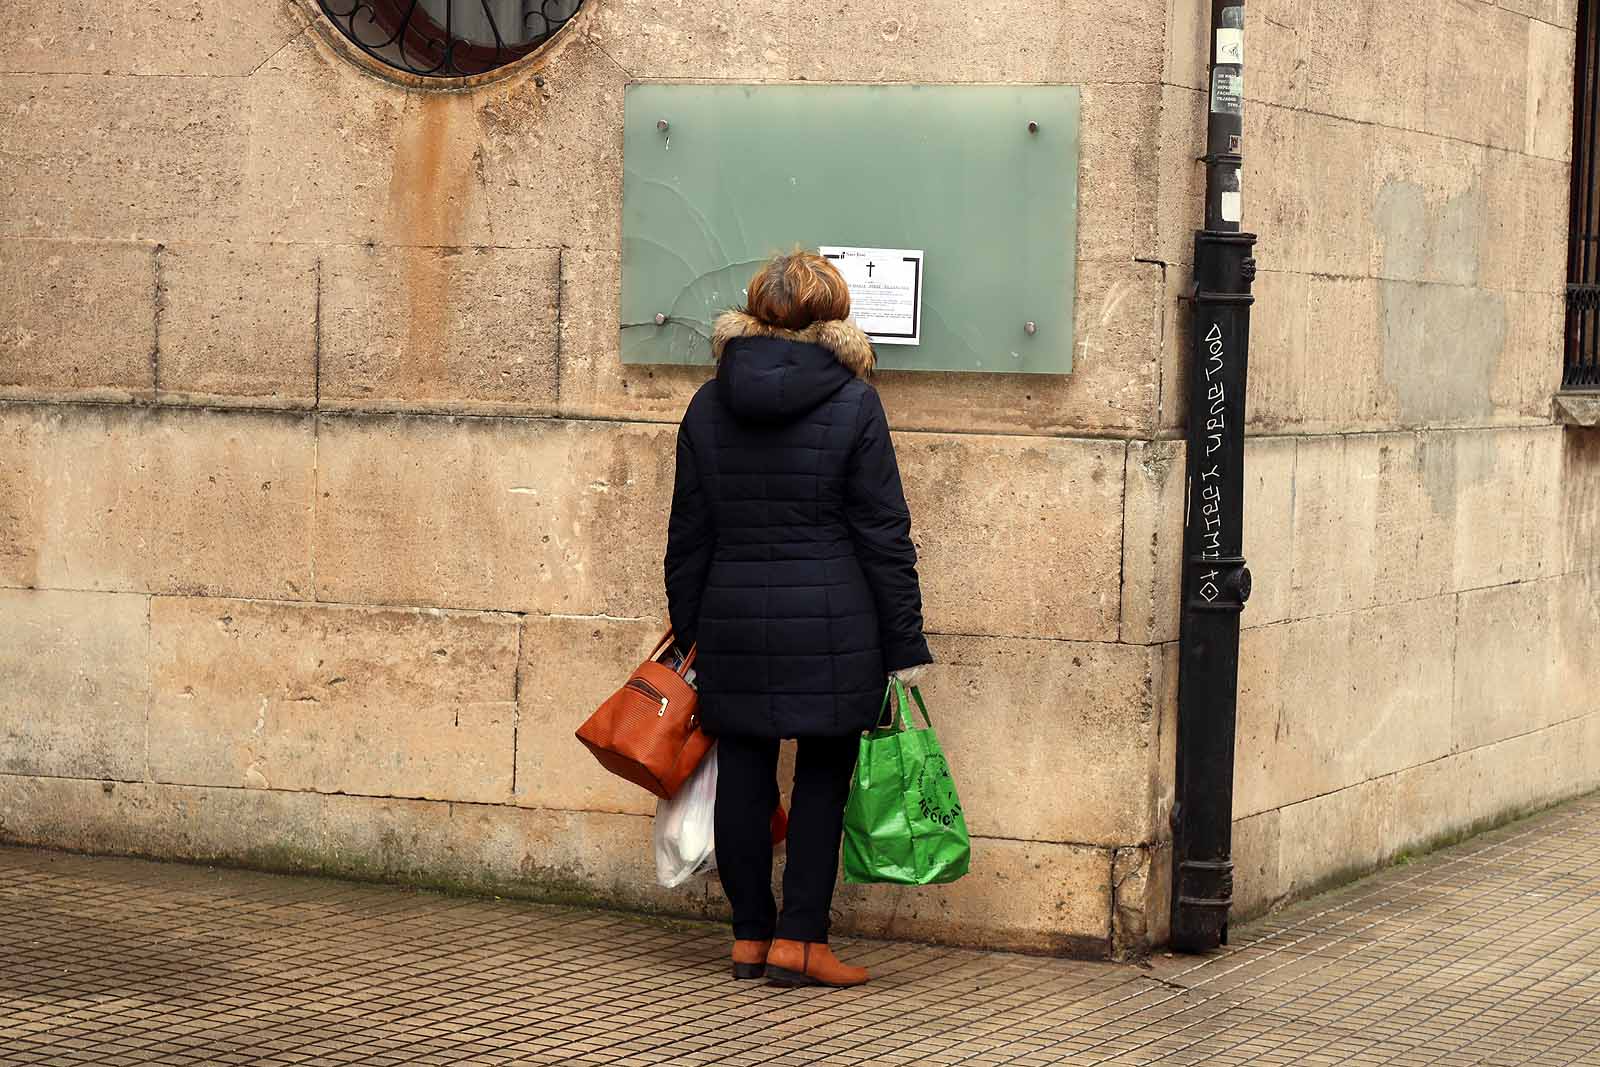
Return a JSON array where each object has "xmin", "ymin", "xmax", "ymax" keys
[
  {"xmin": 649, "ymin": 629, "xmax": 699, "ymax": 677},
  {"xmin": 876, "ymin": 679, "xmax": 932, "ymax": 732}
]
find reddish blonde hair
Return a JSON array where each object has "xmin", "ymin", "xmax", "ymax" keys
[{"xmin": 744, "ymin": 250, "xmax": 851, "ymax": 331}]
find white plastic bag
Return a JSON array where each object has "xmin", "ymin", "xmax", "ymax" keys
[{"xmin": 653, "ymin": 744, "xmax": 717, "ymax": 887}]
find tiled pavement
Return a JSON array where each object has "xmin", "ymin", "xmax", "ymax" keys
[{"xmin": 3, "ymin": 794, "xmax": 1598, "ymax": 1066}]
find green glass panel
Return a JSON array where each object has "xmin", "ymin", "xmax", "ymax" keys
[{"xmin": 620, "ymin": 83, "xmax": 1080, "ymax": 374}]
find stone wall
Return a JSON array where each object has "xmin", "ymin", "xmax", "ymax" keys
[
  {"xmin": 0, "ymin": 0, "xmax": 1184, "ymax": 957},
  {"xmin": 1, "ymin": 0, "xmax": 1595, "ymax": 955},
  {"xmin": 1151, "ymin": 0, "xmax": 1600, "ymax": 917}
]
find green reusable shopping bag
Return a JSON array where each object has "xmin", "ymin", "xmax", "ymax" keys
[{"xmin": 842, "ymin": 680, "xmax": 971, "ymax": 885}]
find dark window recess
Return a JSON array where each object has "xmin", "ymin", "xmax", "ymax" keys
[
  {"xmin": 1568, "ymin": 0, "xmax": 1600, "ymax": 389},
  {"xmin": 318, "ymin": 0, "xmax": 583, "ymax": 78}
]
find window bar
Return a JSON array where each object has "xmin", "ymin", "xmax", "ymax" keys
[{"xmin": 1568, "ymin": 0, "xmax": 1600, "ymax": 389}]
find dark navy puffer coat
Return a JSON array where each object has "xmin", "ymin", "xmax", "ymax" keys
[{"xmin": 664, "ymin": 311, "xmax": 933, "ymax": 738}]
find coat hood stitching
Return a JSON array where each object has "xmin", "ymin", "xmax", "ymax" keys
[{"xmin": 711, "ymin": 310, "xmax": 876, "ymax": 379}]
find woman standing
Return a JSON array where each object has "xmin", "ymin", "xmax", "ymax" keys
[{"xmin": 664, "ymin": 251, "xmax": 932, "ymax": 989}]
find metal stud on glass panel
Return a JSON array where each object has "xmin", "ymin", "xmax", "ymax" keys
[{"xmin": 317, "ymin": 0, "xmax": 583, "ymax": 78}]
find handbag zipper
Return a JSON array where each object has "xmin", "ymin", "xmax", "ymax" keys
[{"xmin": 625, "ymin": 678, "xmax": 671, "ymax": 716}]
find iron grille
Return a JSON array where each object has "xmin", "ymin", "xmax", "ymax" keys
[
  {"xmin": 1568, "ymin": 0, "xmax": 1600, "ymax": 389},
  {"xmin": 318, "ymin": 0, "xmax": 583, "ymax": 78}
]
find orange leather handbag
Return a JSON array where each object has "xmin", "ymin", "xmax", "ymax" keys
[{"xmin": 575, "ymin": 631, "xmax": 712, "ymax": 799}]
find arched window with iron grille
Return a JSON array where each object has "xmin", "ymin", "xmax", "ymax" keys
[{"xmin": 318, "ymin": 0, "xmax": 583, "ymax": 79}]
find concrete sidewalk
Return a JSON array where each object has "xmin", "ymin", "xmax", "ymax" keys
[{"xmin": 3, "ymin": 793, "xmax": 1598, "ymax": 1067}]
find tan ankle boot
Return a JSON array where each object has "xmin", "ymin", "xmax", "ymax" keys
[
  {"xmin": 765, "ymin": 939, "xmax": 869, "ymax": 988},
  {"xmin": 731, "ymin": 939, "xmax": 771, "ymax": 980}
]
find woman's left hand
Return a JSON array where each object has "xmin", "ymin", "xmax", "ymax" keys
[{"xmin": 890, "ymin": 664, "xmax": 929, "ymax": 686}]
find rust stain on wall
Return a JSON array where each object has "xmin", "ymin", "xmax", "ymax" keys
[{"xmin": 386, "ymin": 91, "xmax": 482, "ymax": 393}]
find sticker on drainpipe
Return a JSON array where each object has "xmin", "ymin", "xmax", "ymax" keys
[
  {"xmin": 1210, "ymin": 70, "xmax": 1243, "ymax": 115},
  {"xmin": 1216, "ymin": 28, "xmax": 1243, "ymax": 65},
  {"xmin": 1221, "ymin": 168, "xmax": 1243, "ymax": 223}
]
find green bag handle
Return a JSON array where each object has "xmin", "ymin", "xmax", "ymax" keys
[{"xmin": 874, "ymin": 678, "xmax": 933, "ymax": 733}]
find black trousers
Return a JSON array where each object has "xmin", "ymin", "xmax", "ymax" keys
[{"xmin": 714, "ymin": 733, "xmax": 860, "ymax": 944}]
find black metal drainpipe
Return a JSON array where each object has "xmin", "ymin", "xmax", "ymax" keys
[{"xmin": 1169, "ymin": 0, "xmax": 1258, "ymax": 953}]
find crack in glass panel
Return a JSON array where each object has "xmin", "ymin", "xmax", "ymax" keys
[{"xmin": 620, "ymin": 84, "xmax": 1081, "ymax": 374}]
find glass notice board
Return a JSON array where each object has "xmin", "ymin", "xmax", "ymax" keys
[{"xmin": 620, "ymin": 84, "xmax": 1081, "ymax": 374}]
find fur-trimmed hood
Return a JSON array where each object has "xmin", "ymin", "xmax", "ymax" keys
[{"xmin": 711, "ymin": 310, "xmax": 876, "ymax": 379}]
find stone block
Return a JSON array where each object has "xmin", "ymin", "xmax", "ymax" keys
[
  {"xmin": 0, "ymin": 239, "xmax": 155, "ymax": 402},
  {"xmin": 1289, "ymin": 434, "xmax": 1380, "ymax": 618},
  {"xmin": 836, "ymin": 838, "xmax": 1112, "ymax": 954},
  {"xmin": 1391, "ymin": 753, "xmax": 1475, "ymax": 853},
  {"xmin": 1481, "ymin": 150, "xmax": 1571, "ymax": 295},
  {"xmin": 0, "ymin": 1, "xmax": 301, "ymax": 76},
  {"xmin": 1449, "ymin": 427, "xmax": 1563, "ymax": 591},
  {"xmin": 913, "ymin": 635, "xmax": 1158, "ymax": 845},
  {"xmin": 148, "ymin": 597, "xmax": 519, "ymax": 803},
  {"xmin": 1246, "ymin": 0, "xmax": 1310, "ymax": 110},
  {"xmin": 1290, "ymin": 429, "xmax": 1548, "ymax": 611},
  {"xmin": 1119, "ymin": 438, "xmax": 1184, "ymax": 646},
  {"xmin": 0, "ymin": 588, "xmax": 149, "ymax": 780},
  {"xmin": 1497, "ymin": 290, "xmax": 1563, "ymax": 420},
  {"xmin": 239, "ymin": 33, "xmax": 414, "ymax": 247},
  {"xmin": 1454, "ymin": 580, "xmax": 1556, "ymax": 751},
  {"xmin": 1276, "ymin": 775, "xmax": 1396, "ymax": 898},
  {"xmin": 319, "ymin": 245, "xmax": 559, "ymax": 415},
  {"xmin": 158, "ymin": 242, "xmax": 317, "ymax": 408},
  {"xmin": 1241, "ymin": 269, "xmax": 1311, "ymax": 431},
  {"xmin": 1559, "ymin": 431, "xmax": 1600, "ymax": 575},
  {"xmin": 1248, "ymin": 106, "xmax": 1373, "ymax": 277},
  {"xmin": 1377, "ymin": 278, "xmax": 1510, "ymax": 429},
  {"xmin": 1112, "ymin": 842, "xmax": 1170, "ymax": 957},
  {"xmin": 473, "ymin": 39, "xmax": 625, "ymax": 252},
  {"xmin": 1076, "ymin": 84, "xmax": 1162, "ymax": 263},
  {"xmin": 1162, "ymin": 0, "xmax": 1212, "ymax": 91},
  {"xmin": 313, "ymin": 413, "xmax": 673, "ymax": 616},
  {"xmin": 1423, "ymin": 0, "xmax": 1529, "ymax": 150},
  {"xmin": 0, "ymin": 76, "xmax": 248, "ymax": 242},
  {"xmin": 516, "ymin": 614, "xmax": 667, "ymax": 816},
  {"xmin": 1233, "ymin": 622, "xmax": 1290, "ymax": 819},
  {"xmin": 1345, "ymin": 597, "xmax": 1456, "ymax": 779},
  {"xmin": 559, "ymin": 253, "xmax": 1166, "ymax": 441},
  {"xmin": 1234, "ymin": 596, "xmax": 1454, "ymax": 817},
  {"xmin": 1155, "ymin": 85, "xmax": 1207, "ymax": 268},
  {"xmin": 1553, "ymin": 573, "xmax": 1600, "ymax": 719},
  {"xmin": 1455, "ymin": 719, "xmax": 1593, "ymax": 828},
  {"xmin": 1527, "ymin": 19, "xmax": 1576, "ymax": 160},
  {"xmin": 1157, "ymin": 259, "xmax": 1192, "ymax": 434},
  {"xmin": 1241, "ymin": 436, "xmax": 1296, "ymax": 628},
  {"xmin": 1230, "ymin": 809, "xmax": 1283, "ymax": 919},
  {"xmin": 1370, "ymin": 130, "xmax": 1488, "ymax": 287},
  {"xmin": 1301, "ymin": 0, "xmax": 1432, "ymax": 130},
  {"xmin": 1456, "ymin": 573, "xmax": 1600, "ymax": 753},
  {"xmin": 0, "ymin": 405, "xmax": 315, "ymax": 599},
  {"xmin": 1300, "ymin": 275, "xmax": 1387, "ymax": 432},
  {"xmin": 901, "ymin": 434, "xmax": 1126, "ymax": 642},
  {"xmin": 1371, "ymin": 437, "xmax": 1454, "ymax": 604},
  {"xmin": 1152, "ymin": 641, "xmax": 1179, "ymax": 838},
  {"xmin": 585, "ymin": 0, "xmax": 1164, "ymax": 85}
]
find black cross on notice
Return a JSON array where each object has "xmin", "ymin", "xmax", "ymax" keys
[{"xmin": 865, "ymin": 261, "xmax": 876, "ymax": 278}]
